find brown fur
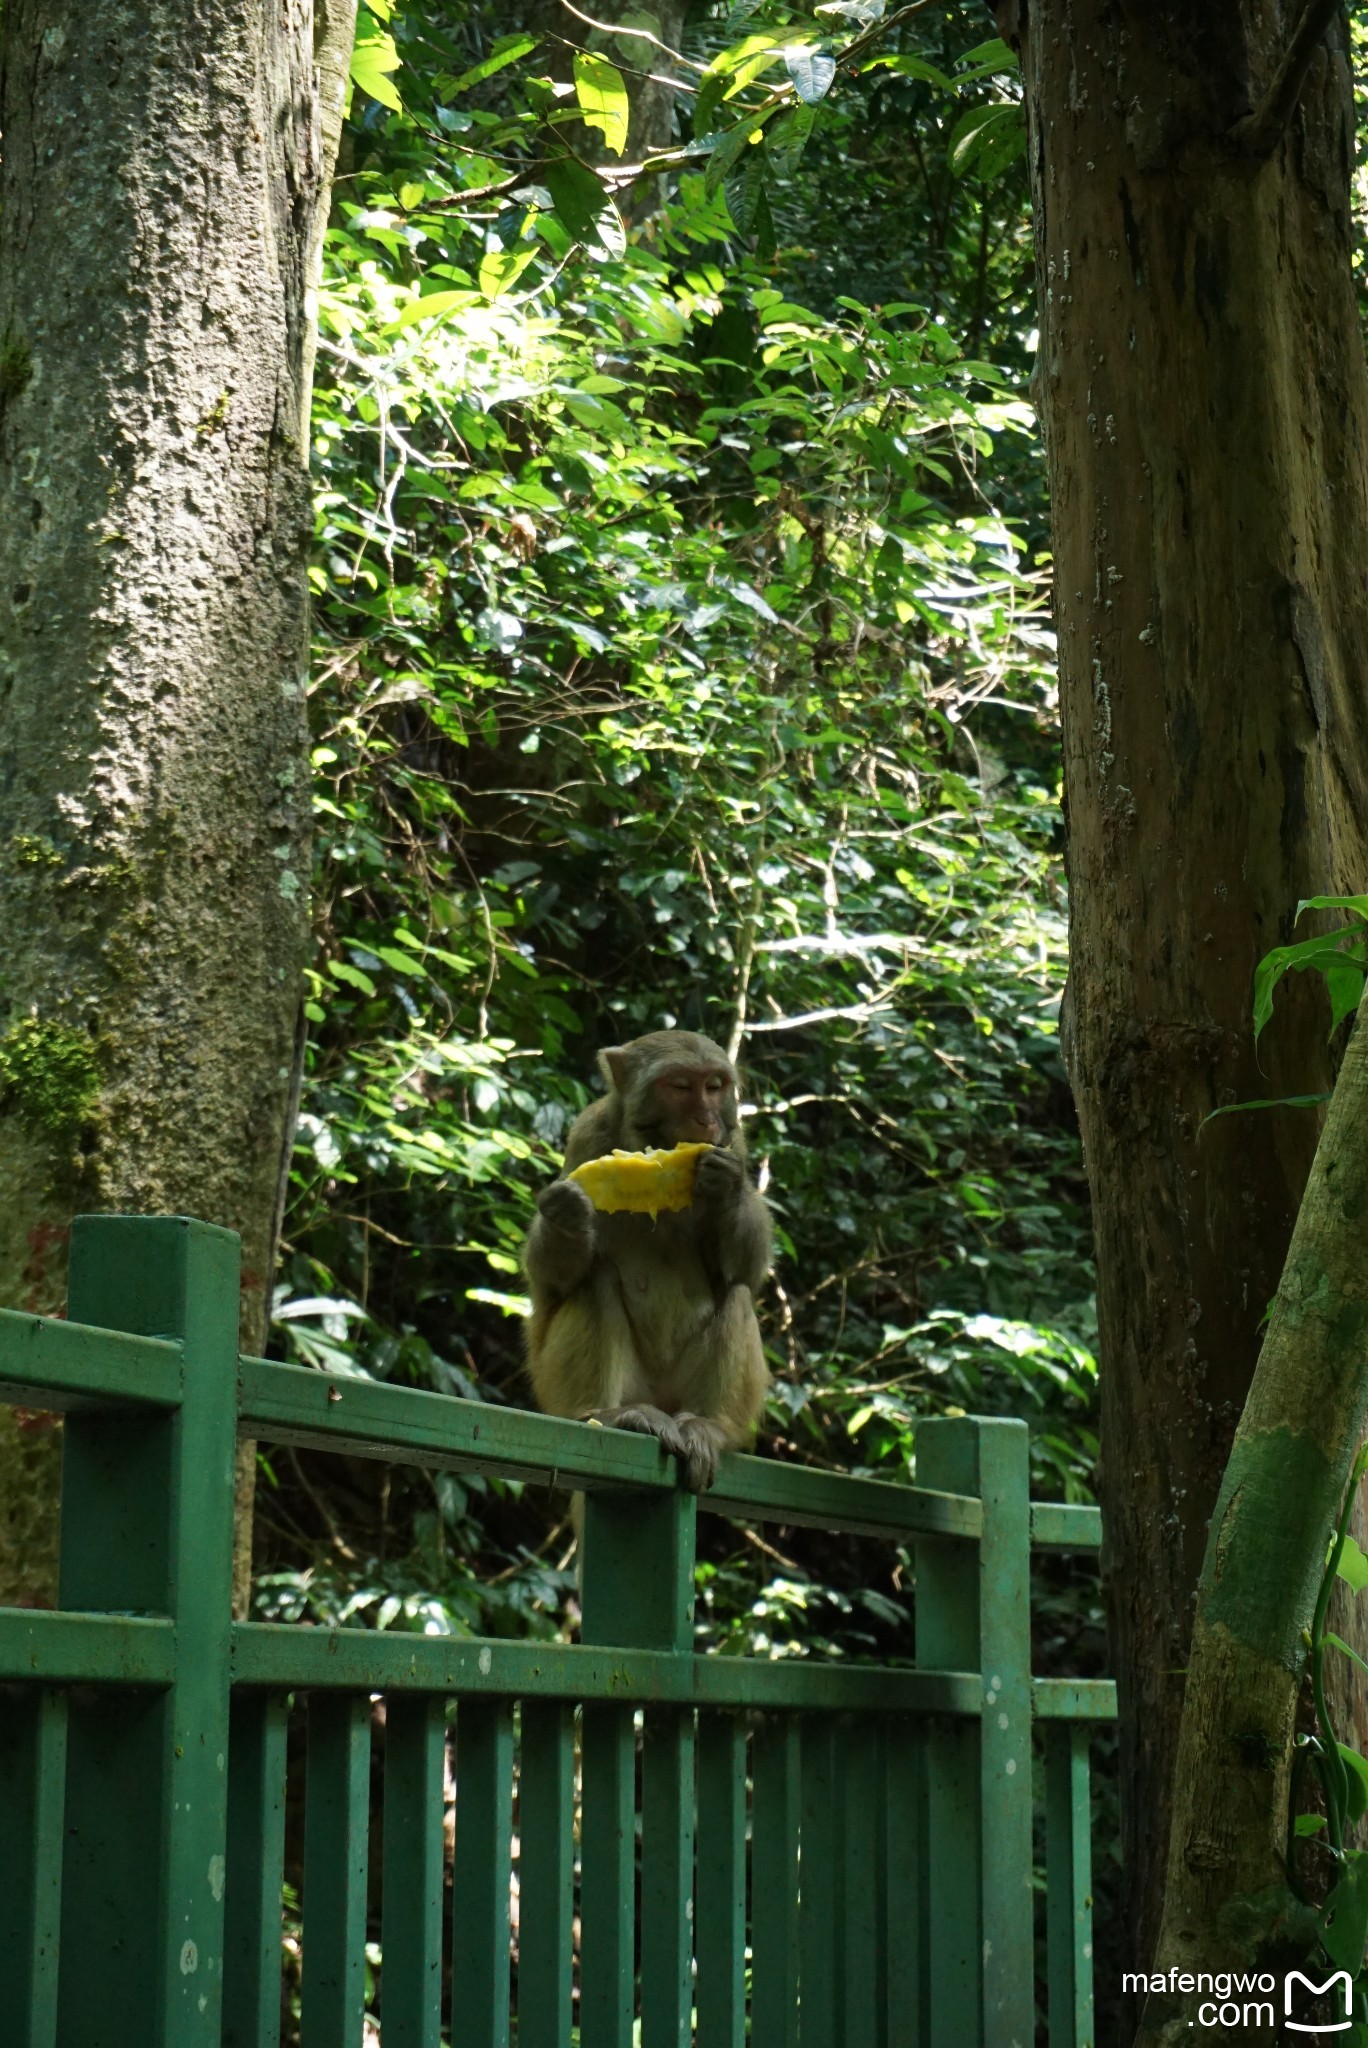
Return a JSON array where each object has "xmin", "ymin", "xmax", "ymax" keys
[{"xmin": 523, "ymin": 1030, "xmax": 771, "ymax": 1490}]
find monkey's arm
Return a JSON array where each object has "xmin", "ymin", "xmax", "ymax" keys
[
  {"xmin": 691, "ymin": 1147, "xmax": 772, "ymax": 1291},
  {"xmin": 523, "ymin": 1179, "xmax": 597, "ymax": 1299}
]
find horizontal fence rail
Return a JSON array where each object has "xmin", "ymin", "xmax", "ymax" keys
[{"xmin": 0, "ymin": 1215, "xmax": 1113, "ymax": 2048}]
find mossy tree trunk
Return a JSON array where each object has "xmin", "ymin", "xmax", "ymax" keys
[
  {"xmin": 1003, "ymin": 0, "xmax": 1368, "ymax": 1991},
  {"xmin": 1139, "ymin": 993, "xmax": 1368, "ymax": 2040},
  {"xmin": 0, "ymin": 0, "xmax": 357, "ymax": 1607}
]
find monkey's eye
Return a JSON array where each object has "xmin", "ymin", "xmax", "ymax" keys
[{"xmin": 705, "ymin": 1078, "xmax": 724, "ymax": 1094}]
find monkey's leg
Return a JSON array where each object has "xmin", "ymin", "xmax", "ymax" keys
[
  {"xmin": 529, "ymin": 1264, "xmax": 637, "ymax": 1421},
  {"xmin": 668, "ymin": 1285, "xmax": 770, "ymax": 1491}
]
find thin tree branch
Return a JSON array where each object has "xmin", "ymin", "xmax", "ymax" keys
[{"xmin": 1229, "ymin": 0, "xmax": 1340, "ymax": 157}]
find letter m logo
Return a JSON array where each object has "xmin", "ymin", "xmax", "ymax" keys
[{"xmin": 1285, "ymin": 1969, "xmax": 1353, "ymax": 2034}]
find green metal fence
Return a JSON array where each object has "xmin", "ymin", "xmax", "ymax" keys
[{"xmin": 0, "ymin": 1216, "xmax": 1114, "ymax": 2048}]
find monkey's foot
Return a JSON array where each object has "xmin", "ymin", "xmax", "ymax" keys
[{"xmin": 587, "ymin": 1404, "xmax": 718, "ymax": 1492}]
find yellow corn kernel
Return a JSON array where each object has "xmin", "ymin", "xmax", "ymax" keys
[{"xmin": 569, "ymin": 1142, "xmax": 712, "ymax": 1219}]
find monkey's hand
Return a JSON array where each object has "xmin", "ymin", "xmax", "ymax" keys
[
  {"xmin": 692, "ymin": 1145, "xmax": 746, "ymax": 1208},
  {"xmin": 674, "ymin": 1414, "xmax": 725, "ymax": 1492},
  {"xmin": 536, "ymin": 1178, "xmax": 596, "ymax": 1237},
  {"xmin": 589, "ymin": 1405, "xmax": 723, "ymax": 1493},
  {"xmin": 692, "ymin": 1148, "xmax": 771, "ymax": 1291},
  {"xmin": 590, "ymin": 1403, "xmax": 689, "ymax": 1464},
  {"xmin": 525, "ymin": 1179, "xmax": 596, "ymax": 1298}
]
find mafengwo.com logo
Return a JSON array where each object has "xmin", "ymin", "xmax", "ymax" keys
[{"xmin": 1123, "ymin": 1967, "xmax": 1353, "ymax": 2032}]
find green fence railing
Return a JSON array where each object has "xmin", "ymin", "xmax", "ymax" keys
[{"xmin": 0, "ymin": 1215, "xmax": 1114, "ymax": 2048}]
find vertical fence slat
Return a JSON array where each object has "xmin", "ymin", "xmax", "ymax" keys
[
  {"xmin": 799, "ymin": 1715, "xmax": 840, "ymax": 2045},
  {"xmin": 223, "ymin": 1692, "xmax": 288, "ymax": 2048},
  {"xmin": 453, "ymin": 1697, "xmax": 514, "ymax": 2048},
  {"xmin": 382, "ymin": 1695, "xmax": 446, "ymax": 2048},
  {"xmin": 301, "ymin": 1692, "xmax": 372, "ymax": 2048},
  {"xmin": 517, "ymin": 1699, "xmax": 575, "ymax": 2048},
  {"xmin": 1046, "ymin": 1723, "xmax": 1095, "ymax": 2048},
  {"xmin": 881, "ymin": 1718, "xmax": 922, "ymax": 2048},
  {"xmin": 842, "ymin": 1715, "xmax": 880, "ymax": 2048},
  {"xmin": 751, "ymin": 1713, "xmax": 800, "ymax": 2048},
  {"xmin": 0, "ymin": 1686, "xmax": 67, "ymax": 2048},
  {"xmin": 915, "ymin": 1421, "xmax": 984, "ymax": 2048},
  {"xmin": 579, "ymin": 1702, "xmax": 637, "ymax": 2048},
  {"xmin": 579, "ymin": 1487, "xmax": 699, "ymax": 2048},
  {"xmin": 641, "ymin": 1705, "xmax": 695, "ymax": 2048},
  {"xmin": 58, "ymin": 1216, "xmax": 239, "ymax": 2048},
  {"xmin": 696, "ymin": 1710, "xmax": 747, "ymax": 2048},
  {"xmin": 975, "ymin": 1421, "xmax": 1035, "ymax": 2043}
]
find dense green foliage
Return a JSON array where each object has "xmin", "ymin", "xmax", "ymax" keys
[{"xmin": 255, "ymin": 0, "xmax": 1101, "ymax": 1679}]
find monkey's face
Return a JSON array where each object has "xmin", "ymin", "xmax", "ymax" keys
[{"xmin": 647, "ymin": 1062, "xmax": 733, "ymax": 1146}]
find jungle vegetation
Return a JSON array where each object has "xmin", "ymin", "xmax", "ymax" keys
[{"xmin": 10, "ymin": 2, "xmax": 1368, "ymax": 2039}]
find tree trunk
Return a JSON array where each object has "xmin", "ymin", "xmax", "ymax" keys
[
  {"xmin": 1139, "ymin": 987, "xmax": 1368, "ymax": 2042},
  {"xmin": 0, "ymin": 0, "xmax": 356, "ymax": 1608},
  {"xmin": 1004, "ymin": 0, "xmax": 1368, "ymax": 1987}
]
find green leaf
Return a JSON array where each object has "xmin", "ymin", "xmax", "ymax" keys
[
  {"xmin": 725, "ymin": 152, "xmax": 768, "ymax": 234},
  {"xmin": 753, "ymin": 181, "xmax": 777, "ymax": 260},
  {"xmin": 1327, "ymin": 955, "xmax": 1367, "ymax": 1032},
  {"xmin": 478, "ymin": 247, "xmax": 538, "ymax": 300},
  {"xmin": 1327, "ymin": 1630, "xmax": 1368, "ymax": 1677},
  {"xmin": 957, "ymin": 37, "xmax": 1018, "ymax": 71},
  {"xmin": 328, "ymin": 960, "xmax": 377, "ymax": 997},
  {"xmin": 705, "ymin": 32, "xmax": 783, "ymax": 81},
  {"xmin": 350, "ymin": 30, "xmax": 403, "ymax": 113},
  {"xmin": 393, "ymin": 288, "xmax": 477, "ymax": 330},
  {"xmin": 1341, "ymin": 1743, "xmax": 1368, "ymax": 1826},
  {"xmin": 862, "ymin": 53, "xmax": 954, "ymax": 88},
  {"xmin": 1294, "ymin": 1812, "xmax": 1328, "ymax": 1837},
  {"xmin": 783, "ymin": 44, "xmax": 837, "ymax": 105},
  {"xmin": 1323, "ymin": 1849, "xmax": 1368, "ymax": 1971},
  {"xmin": 949, "ymin": 103, "xmax": 1024, "ymax": 178},
  {"xmin": 1253, "ymin": 928, "xmax": 1368, "ymax": 1040},
  {"xmin": 1201, "ymin": 1091, "xmax": 1331, "ymax": 1125},
  {"xmin": 543, "ymin": 153, "xmax": 610, "ymax": 241},
  {"xmin": 705, "ymin": 110, "xmax": 769, "ymax": 193},
  {"xmin": 445, "ymin": 31, "xmax": 539, "ymax": 95},
  {"xmin": 694, "ymin": 69, "xmax": 727, "ymax": 138},
  {"xmin": 1338, "ymin": 1534, "xmax": 1368, "ymax": 1593},
  {"xmin": 1297, "ymin": 894, "xmax": 1368, "ymax": 923},
  {"xmin": 766, "ymin": 103, "xmax": 817, "ymax": 176},
  {"xmin": 573, "ymin": 52, "xmax": 630, "ymax": 156}
]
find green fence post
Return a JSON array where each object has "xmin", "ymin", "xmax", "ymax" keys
[
  {"xmin": 56, "ymin": 1214, "xmax": 240, "ymax": 2048},
  {"xmin": 916, "ymin": 1415, "xmax": 1033, "ymax": 2048},
  {"xmin": 695, "ymin": 1711, "xmax": 747, "ymax": 2048},
  {"xmin": 0, "ymin": 1686, "xmax": 67, "ymax": 2048},
  {"xmin": 580, "ymin": 1485, "xmax": 697, "ymax": 2048},
  {"xmin": 750, "ymin": 1714, "xmax": 800, "ymax": 2048},
  {"xmin": 1045, "ymin": 1723, "xmax": 1095, "ymax": 2048},
  {"xmin": 452, "ymin": 1696, "xmax": 516, "ymax": 2048},
  {"xmin": 382, "ymin": 1694, "xmax": 447, "ymax": 2048},
  {"xmin": 223, "ymin": 1693, "xmax": 289, "ymax": 2048},
  {"xmin": 518, "ymin": 1699, "xmax": 575, "ymax": 2048}
]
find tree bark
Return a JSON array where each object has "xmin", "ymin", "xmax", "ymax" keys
[
  {"xmin": 0, "ymin": 0, "xmax": 356, "ymax": 1607},
  {"xmin": 1005, "ymin": 0, "xmax": 1368, "ymax": 1987}
]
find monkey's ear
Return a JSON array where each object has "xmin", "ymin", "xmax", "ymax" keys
[{"xmin": 598, "ymin": 1046, "xmax": 632, "ymax": 1093}]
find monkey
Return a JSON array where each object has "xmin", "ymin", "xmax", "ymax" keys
[{"xmin": 523, "ymin": 1030, "xmax": 771, "ymax": 1492}]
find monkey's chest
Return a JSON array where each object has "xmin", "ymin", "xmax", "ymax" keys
[{"xmin": 605, "ymin": 1227, "xmax": 714, "ymax": 1372}]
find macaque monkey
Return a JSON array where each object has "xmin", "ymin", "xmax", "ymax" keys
[{"xmin": 524, "ymin": 1030, "xmax": 771, "ymax": 1491}]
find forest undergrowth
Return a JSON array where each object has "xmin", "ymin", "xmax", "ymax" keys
[{"xmin": 255, "ymin": 0, "xmax": 1105, "ymax": 1708}]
